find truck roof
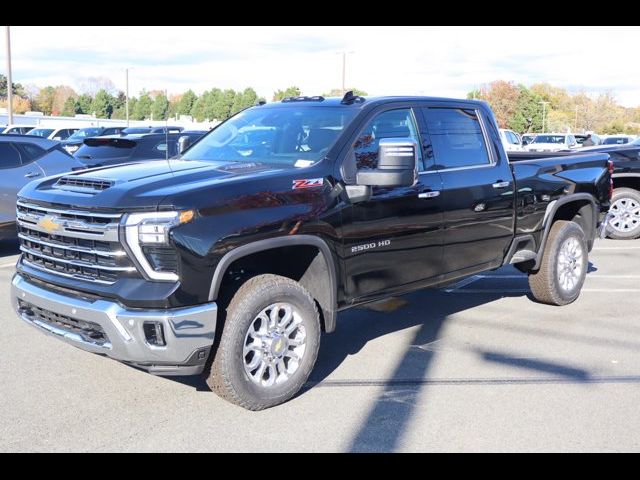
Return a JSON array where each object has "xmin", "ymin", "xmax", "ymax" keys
[{"xmin": 262, "ymin": 95, "xmax": 487, "ymax": 109}]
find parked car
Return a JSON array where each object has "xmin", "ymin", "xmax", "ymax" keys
[
  {"xmin": 521, "ymin": 133, "xmax": 537, "ymax": 146},
  {"xmin": 575, "ymin": 133, "xmax": 602, "ymax": 146},
  {"xmin": 1, "ymin": 124, "xmax": 35, "ymax": 135},
  {"xmin": 73, "ymin": 131, "xmax": 205, "ymax": 168},
  {"xmin": 0, "ymin": 135, "xmax": 86, "ymax": 240},
  {"xmin": 26, "ymin": 126, "xmax": 79, "ymax": 141},
  {"xmin": 121, "ymin": 126, "xmax": 185, "ymax": 135},
  {"xmin": 536, "ymin": 136, "xmax": 640, "ymax": 239},
  {"xmin": 11, "ymin": 94, "xmax": 612, "ymax": 409},
  {"xmin": 524, "ymin": 133, "xmax": 579, "ymax": 152},
  {"xmin": 602, "ymin": 135, "xmax": 634, "ymax": 145},
  {"xmin": 499, "ymin": 128, "xmax": 523, "ymax": 151},
  {"xmin": 60, "ymin": 126, "xmax": 127, "ymax": 155}
]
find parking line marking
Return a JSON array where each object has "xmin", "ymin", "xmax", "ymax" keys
[
  {"xmin": 446, "ymin": 288, "xmax": 640, "ymax": 294},
  {"xmin": 477, "ymin": 274, "xmax": 640, "ymax": 279}
]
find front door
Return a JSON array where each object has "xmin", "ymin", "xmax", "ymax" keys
[
  {"xmin": 420, "ymin": 105, "xmax": 515, "ymax": 276},
  {"xmin": 341, "ymin": 107, "xmax": 444, "ymax": 302}
]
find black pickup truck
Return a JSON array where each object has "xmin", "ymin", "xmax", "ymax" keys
[{"xmin": 11, "ymin": 93, "xmax": 612, "ymax": 410}]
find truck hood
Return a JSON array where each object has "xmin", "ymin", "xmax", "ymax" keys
[{"xmin": 18, "ymin": 159, "xmax": 286, "ymax": 211}]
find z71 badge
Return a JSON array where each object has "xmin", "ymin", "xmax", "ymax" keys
[{"xmin": 292, "ymin": 178, "xmax": 324, "ymax": 190}]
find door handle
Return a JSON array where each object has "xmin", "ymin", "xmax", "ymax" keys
[
  {"xmin": 24, "ymin": 172, "xmax": 41, "ymax": 179},
  {"xmin": 418, "ymin": 191, "xmax": 440, "ymax": 199},
  {"xmin": 492, "ymin": 181, "xmax": 510, "ymax": 189}
]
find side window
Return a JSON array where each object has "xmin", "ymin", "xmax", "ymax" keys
[
  {"xmin": 352, "ymin": 108, "xmax": 423, "ymax": 171},
  {"xmin": 0, "ymin": 143, "xmax": 23, "ymax": 168},
  {"xmin": 508, "ymin": 131, "xmax": 519, "ymax": 144},
  {"xmin": 15, "ymin": 143, "xmax": 46, "ymax": 163},
  {"xmin": 422, "ymin": 107, "xmax": 491, "ymax": 169}
]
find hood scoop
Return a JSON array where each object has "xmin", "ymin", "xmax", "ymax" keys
[{"xmin": 55, "ymin": 176, "xmax": 115, "ymax": 193}]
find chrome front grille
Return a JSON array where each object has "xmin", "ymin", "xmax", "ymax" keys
[{"xmin": 16, "ymin": 201, "xmax": 136, "ymax": 284}]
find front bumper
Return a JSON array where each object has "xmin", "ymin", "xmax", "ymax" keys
[{"xmin": 11, "ymin": 274, "xmax": 217, "ymax": 376}]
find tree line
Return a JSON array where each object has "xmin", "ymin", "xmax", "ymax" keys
[
  {"xmin": 468, "ymin": 80, "xmax": 640, "ymax": 134},
  {"xmin": 1, "ymin": 75, "xmax": 368, "ymax": 123}
]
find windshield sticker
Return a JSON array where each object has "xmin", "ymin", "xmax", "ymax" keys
[
  {"xmin": 294, "ymin": 159, "xmax": 315, "ymax": 168},
  {"xmin": 292, "ymin": 178, "xmax": 324, "ymax": 190}
]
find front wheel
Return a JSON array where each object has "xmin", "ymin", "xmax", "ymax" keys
[
  {"xmin": 529, "ymin": 220, "xmax": 588, "ymax": 306},
  {"xmin": 206, "ymin": 274, "xmax": 321, "ymax": 410},
  {"xmin": 607, "ymin": 188, "xmax": 640, "ymax": 239}
]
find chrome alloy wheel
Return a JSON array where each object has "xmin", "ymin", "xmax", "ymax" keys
[
  {"xmin": 610, "ymin": 197, "xmax": 640, "ymax": 233},
  {"xmin": 243, "ymin": 303, "xmax": 307, "ymax": 388},
  {"xmin": 557, "ymin": 236, "xmax": 584, "ymax": 292}
]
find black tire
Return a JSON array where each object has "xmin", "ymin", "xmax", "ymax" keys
[
  {"xmin": 607, "ymin": 188, "xmax": 640, "ymax": 240},
  {"xmin": 206, "ymin": 274, "xmax": 321, "ymax": 410},
  {"xmin": 529, "ymin": 220, "xmax": 588, "ymax": 306}
]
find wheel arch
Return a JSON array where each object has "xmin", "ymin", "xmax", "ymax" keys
[
  {"xmin": 534, "ymin": 193, "xmax": 598, "ymax": 270},
  {"xmin": 208, "ymin": 235, "xmax": 338, "ymax": 333}
]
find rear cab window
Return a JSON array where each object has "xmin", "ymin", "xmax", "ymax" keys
[{"xmin": 420, "ymin": 106, "xmax": 492, "ymax": 169}]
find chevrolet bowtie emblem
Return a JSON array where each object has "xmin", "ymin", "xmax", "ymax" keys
[{"xmin": 38, "ymin": 215, "xmax": 61, "ymax": 233}]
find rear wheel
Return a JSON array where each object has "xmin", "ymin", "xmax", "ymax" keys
[
  {"xmin": 607, "ymin": 188, "xmax": 640, "ymax": 239},
  {"xmin": 529, "ymin": 220, "xmax": 588, "ymax": 306},
  {"xmin": 206, "ymin": 274, "xmax": 321, "ymax": 410}
]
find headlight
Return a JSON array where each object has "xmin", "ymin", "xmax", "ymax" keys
[{"xmin": 123, "ymin": 210, "xmax": 194, "ymax": 281}]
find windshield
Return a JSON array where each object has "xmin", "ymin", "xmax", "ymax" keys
[
  {"xmin": 182, "ymin": 106, "xmax": 358, "ymax": 167},
  {"xmin": 67, "ymin": 128, "xmax": 102, "ymax": 141},
  {"xmin": 532, "ymin": 135, "xmax": 567, "ymax": 144},
  {"xmin": 603, "ymin": 137, "xmax": 631, "ymax": 145},
  {"xmin": 27, "ymin": 128, "xmax": 54, "ymax": 138}
]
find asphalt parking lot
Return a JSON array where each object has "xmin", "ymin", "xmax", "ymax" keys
[{"xmin": 1, "ymin": 237, "xmax": 640, "ymax": 452}]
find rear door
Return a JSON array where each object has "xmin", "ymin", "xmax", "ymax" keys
[
  {"xmin": 420, "ymin": 104, "xmax": 515, "ymax": 277},
  {"xmin": 0, "ymin": 142, "xmax": 45, "ymax": 229}
]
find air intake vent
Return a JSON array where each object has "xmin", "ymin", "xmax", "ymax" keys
[{"xmin": 56, "ymin": 176, "xmax": 114, "ymax": 191}]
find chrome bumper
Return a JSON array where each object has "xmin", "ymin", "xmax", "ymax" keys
[{"xmin": 11, "ymin": 274, "xmax": 217, "ymax": 376}]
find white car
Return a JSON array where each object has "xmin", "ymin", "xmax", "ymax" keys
[
  {"xmin": 601, "ymin": 135, "xmax": 635, "ymax": 146},
  {"xmin": 1, "ymin": 124, "xmax": 36, "ymax": 135},
  {"xmin": 499, "ymin": 128, "xmax": 523, "ymax": 151},
  {"xmin": 524, "ymin": 133, "xmax": 578, "ymax": 152},
  {"xmin": 26, "ymin": 126, "xmax": 79, "ymax": 141}
]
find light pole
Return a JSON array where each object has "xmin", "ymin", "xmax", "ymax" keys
[
  {"xmin": 574, "ymin": 105, "xmax": 579, "ymax": 132},
  {"xmin": 5, "ymin": 26, "xmax": 13, "ymax": 125},
  {"xmin": 539, "ymin": 101, "xmax": 549, "ymax": 133},
  {"xmin": 337, "ymin": 51, "xmax": 354, "ymax": 95}
]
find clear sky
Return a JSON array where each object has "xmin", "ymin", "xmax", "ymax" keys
[{"xmin": 3, "ymin": 26, "xmax": 639, "ymax": 106}]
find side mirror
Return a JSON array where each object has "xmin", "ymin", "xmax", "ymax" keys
[
  {"xmin": 178, "ymin": 135, "xmax": 192, "ymax": 154},
  {"xmin": 355, "ymin": 138, "xmax": 418, "ymax": 187}
]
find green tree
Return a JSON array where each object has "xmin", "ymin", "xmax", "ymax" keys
[
  {"xmin": 76, "ymin": 94, "xmax": 93, "ymax": 114},
  {"xmin": 36, "ymin": 86, "xmax": 56, "ymax": 115},
  {"xmin": 509, "ymin": 85, "xmax": 543, "ymax": 133},
  {"xmin": 231, "ymin": 87, "xmax": 258, "ymax": 115},
  {"xmin": 151, "ymin": 92, "xmax": 170, "ymax": 120},
  {"xmin": 273, "ymin": 86, "xmax": 301, "ymax": 101},
  {"xmin": 90, "ymin": 89, "xmax": 115, "ymax": 118},
  {"xmin": 190, "ymin": 95, "xmax": 206, "ymax": 122},
  {"xmin": 177, "ymin": 90, "xmax": 197, "ymax": 116},
  {"xmin": 0, "ymin": 74, "xmax": 24, "ymax": 98},
  {"xmin": 61, "ymin": 96, "xmax": 79, "ymax": 117},
  {"xmin": 132, "ymin": 91, "xmax": 152, "ymax": 120}
]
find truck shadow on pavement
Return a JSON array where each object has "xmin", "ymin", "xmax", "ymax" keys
[{"xmin": 0, "ymin": 239, "xmax": 20, "ymax": 258}]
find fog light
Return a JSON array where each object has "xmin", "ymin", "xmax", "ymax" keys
[{"xmin": 143, "ymin": 321, "xmax": 166, "ymax": 346}]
